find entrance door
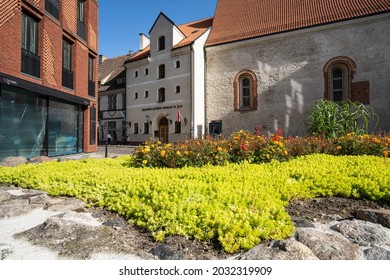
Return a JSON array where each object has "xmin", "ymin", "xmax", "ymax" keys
[{"xmin": 159, "ymin": 117, "xmax": 169, "ymax": 143}]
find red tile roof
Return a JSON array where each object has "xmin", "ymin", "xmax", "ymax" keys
[
  {"xmin": 128, "ymin": 17, "xmax": 213, "ymax": 62},
  {"xmin": 206, "ymin": 0, "xmax": 390, "ymax": 46}
]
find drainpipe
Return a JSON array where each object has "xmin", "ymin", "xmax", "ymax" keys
[{"xmin": 190, "ymin": 45, "xmax": 194, "ymax": 139}]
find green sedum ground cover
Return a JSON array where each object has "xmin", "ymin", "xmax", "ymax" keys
[{"xmin": 0, "ymin": 154, "xmax": 389, "ymax": 253}]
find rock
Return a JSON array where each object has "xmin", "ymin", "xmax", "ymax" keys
[
  {"xmin": 355, "ymin": 209, "xmax": 390, "ymax": 229},
  {"xmin": 14, "ymin": 215, "xmax": 109, "ymax": 259},
  {"xmin": 0, "ymin": 189, "xmax": 12, "ymax": 202},
  {"xmin": 363, "ymin": 246, "xmax": 390, "ymax": 260},
  {"xmin": 0, "ymin": 243, "xmax": 13, "ymax": 260},
  {"xmin": 28, "ymin": 156, "xmax": 54, "ymax": 164},
  {"xmin": 331, "ymin": 219, "xmax": 390, "ymax": 248},
  {"xmin": 1, "ymin": 156, "xmax": 28, "ymax": 167},
  {"xmin": 44, "ymin": 197, "xmax": 87, "ymax": 212},
  {"xmin": 149, "ymin": 244, "xmax": 184, "ymax": 260},
  {"xmin": 29, "ymin": 194, "xmax": 49, "ymax": 205},
  {"xmin": 0, "ymin": 199, "xmax": 40, "ymax": 219},
  {"xmin": 295, "ymin": 228, "xmax": 360, "ymax": 260},
  {"xmin": 293, "ymin": 219, "xmax": 316, "ymax": 228},
  {"xmin": 238, "ymin": 238, "xmax": 318, "ymax": 260}
]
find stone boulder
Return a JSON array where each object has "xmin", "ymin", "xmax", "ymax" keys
[
  {"xmin": 331, "ymin": 219, "xmax": 390, "ymax": 249},
  {"xmin": 363, "ymin": 246, "xmax": 390, "ymax": 260},
  {"xmin": 295, "ymin": 228, "xmax": 360, "ymax": 260},
  {"xmin": 238, "ymin": 238, "xmax": 318, "ymax": 260},
  {"xmin": 28, "ymin": 156, "xmax": 54, "ymax": 164},
  {"xmin": 149, "ymin": 244, "xmax": 185, "ymax": 260},
  {"xmin": 1, "ymin": 156, "xmax": 28, "ymax": 167},
  {"xmin": 355, "ymin": 209, "xmax": 390, "ymax": 229}
]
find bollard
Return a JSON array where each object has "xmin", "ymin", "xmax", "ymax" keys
[{"xmin": 105, "ymin": 140, "xmax": 108, "ymax": 158}]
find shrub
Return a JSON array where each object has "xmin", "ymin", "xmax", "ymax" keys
[
  {"xmin": 304, "ymin": 100, "xmax": 377, "ymax": 138},
  {"xmin": 0, "ymin": 154, "xmax": 389, "ymax": 253}
]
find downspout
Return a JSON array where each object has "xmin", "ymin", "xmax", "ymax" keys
[{"xmin": 190, "ymin": 45, "xmax": 194, "ymax": 139}]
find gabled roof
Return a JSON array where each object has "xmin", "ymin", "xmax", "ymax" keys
[
  {"xmin": 98, "ymin": 54, "xmax": 131, "ymax": 92},
  {"xmin": 206, "ymin": 0, "xmax": 390, "ymax": 47},
  {"xmin": 127, "ymin": 17, "xmax": 213, "ymax": 63}
]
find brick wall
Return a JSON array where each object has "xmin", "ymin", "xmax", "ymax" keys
[{"xmin": 0, "ymin": 0, "xmax": 98, "ymax": 153}]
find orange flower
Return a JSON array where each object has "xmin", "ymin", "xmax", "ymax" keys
[{"xmin": 383, "ymin": 150, "xmax": 389, "ymax": 158}]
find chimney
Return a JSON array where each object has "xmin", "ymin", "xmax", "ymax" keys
[
  {"xmin": 139, "ymin": 33, "xmax": 150, "ymax": 50},
  {"xmin": 99, "ymin": 54, "xmax": 107, "ymax": 64}
]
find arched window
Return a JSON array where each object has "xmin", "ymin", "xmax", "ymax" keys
[
  {"xmin": 323, "ymin": 56, "xmax": 356, "ymax": 101},
  {"xmin": 234, "ymin": 70, "xmax": 258, "ymax": 111}
]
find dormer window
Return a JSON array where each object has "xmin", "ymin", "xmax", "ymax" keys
[{"xmin": 158, "ymin": 36, "xmax": 165, "ymax": 51}]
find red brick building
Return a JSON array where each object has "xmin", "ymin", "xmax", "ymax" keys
[{"xmin": 0, "ymin": 0, "xmax": 98, "ymax": 160}]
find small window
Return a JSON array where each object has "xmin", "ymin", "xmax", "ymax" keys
[
  {"xmin": 134, "ymin": 92, "xmax": 138, "ymax": 99},
  {"xmin": 158, "ymin": 88, "xmax": 165, "ymax": 103},
  {"xmin": 144, "ymin": 123, "xmax": 150, "ymax": 134},
  {"xmin": 134, "ymin": 123, "xmax": 139, "ymax": 134},
  {"xmin": 158, "ymin": 36, "xmax": 165, "ymax": 51},
  {"xmin": 144, "ymin": 90, "xmax": 149, "ymax": 98},
  {"xmin": 175, "ymin": 60, "xmax": 181, "ymax": 69},
  {"xmin": 144, "ymin": 68, "xmax": 149, "ymax": 76},
  {"xmin": 134, "ymin": 70, "xmax": 138, "ymax": 78},
  {"xmin": 108, "ymin": 94, "xmax": 117, "ymax": 110},
  {"xmin": 158, "ymin": 64, "xmax": 165, "ymax": 79},
  {"xmin": 175, "ymin": 85, "xmax": 181, "ymax": 94}
]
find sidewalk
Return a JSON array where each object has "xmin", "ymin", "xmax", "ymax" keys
[{"xmin": 55, "ymin": 145, "xmax": 136, "ymax": 160}]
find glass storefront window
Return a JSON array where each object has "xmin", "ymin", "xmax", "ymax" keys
[
  {"xmin": 48, "ymin": 99, "xmax": 79, "ymax": 157},
  {"xmin": 0, "ymin": 85, "xmax": 47, "ymax": 159},
  {"xmin": 0, "ymin": 85, "xmax": 85, "ymax": 161}
]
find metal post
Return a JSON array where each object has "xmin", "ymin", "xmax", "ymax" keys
[{"xmin": 105, "ymin": 140, "xmax": 108, "ymax": 158}]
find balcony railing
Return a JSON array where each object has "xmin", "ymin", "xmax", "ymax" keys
[
  {"xmin": 21, "ymin": 48, "xmax": 40, "ymax": 78},
  {"xmin": 62, "ymin": 67, "xmax": 74, "ymax": 89},
  {"xmin": 77, "ymin": 20, "xmax": 87, "ymax": 41},
  {"xmin": 88, "ymin": 79, "xmax": 95, "ymax": 97}
]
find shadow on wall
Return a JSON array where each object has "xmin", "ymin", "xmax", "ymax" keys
[{"xmin": 208, "ymin": 59, "xmax": 320, "ymax": 138}]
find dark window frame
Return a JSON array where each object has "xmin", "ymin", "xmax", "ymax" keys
[
  {"xmin": 21, "ymin": 13, "xmax": 40, "ymax": 78},
  {"xmin": 62, "ymin": 39, "xmax": 74, "ymax": 89},
  {"xmin": 77, "ymin": 0, "xmax": 86, "ymax": 40}
]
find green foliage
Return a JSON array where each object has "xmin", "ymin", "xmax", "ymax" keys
[
  {"xmin": 304, "ymin": 100, "xmax": 377, "ymax": 138},
  {"xmin": 1, "ymin": 154, "xmax": 389, "ymax": 253}
]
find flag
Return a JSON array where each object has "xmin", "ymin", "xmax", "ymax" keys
[{"xmin": 177, "ymin": 110, "xmax": 182, "ymax": 122}]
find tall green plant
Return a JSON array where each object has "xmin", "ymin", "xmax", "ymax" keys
[{"xmin": 304, "ymin": 100, "xmax": 377, "ymax": 138}]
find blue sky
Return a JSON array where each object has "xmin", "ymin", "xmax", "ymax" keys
[{"xmin": 99, "ymin": 0, "xmax": 218, "ymax": 58}]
